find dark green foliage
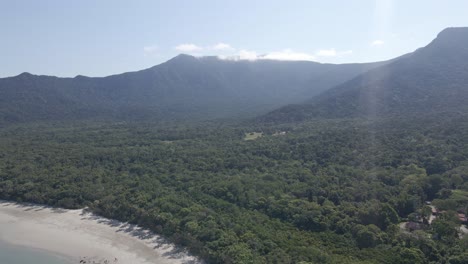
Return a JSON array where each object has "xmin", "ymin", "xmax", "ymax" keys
[{"xmin": 0, "ymin": 113, "xmax": 467, "ymax": 263}]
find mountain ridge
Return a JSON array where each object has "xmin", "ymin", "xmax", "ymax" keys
[
  {"xmin": 260, "ymin": 27, "xmax": 468, "ymax": 123},
  {"xmin": 0, "ymin": 54, "xmax": 386, "ymax": 124}
]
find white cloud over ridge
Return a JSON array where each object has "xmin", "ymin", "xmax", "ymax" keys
[
  {"xmin": 238, "ymin": 49, "xmax": 258, "ymax": 60},
  {"xmin": 171, "ymin": 42, "xmax": 352, "ymax": 62},
  {"xmin": 212, "ymin": 42, "xmax": 234, "ymax": 51},
  {"xmin": 174, "ymin": 42, "xmax": 234, "ymax": 53},
  {"xmin": 220, "ymin": 49, "xmax": 317, "ymax": 61},
  {"xmin": 262, "ymin": 49, "xmax": 316, "ymax": 61},
  {"xmin": 175, "ymin": 43, "xmax": 202, "ymax": 52}
]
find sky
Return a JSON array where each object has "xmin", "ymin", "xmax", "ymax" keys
[{"xmin": 1, "ymin": 0, "xmax": 468, "ymax": 77}]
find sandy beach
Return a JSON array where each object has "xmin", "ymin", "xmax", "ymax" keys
[{"xmin": 0, "ymin": 200, "xmax": 201, "ymax": 264}]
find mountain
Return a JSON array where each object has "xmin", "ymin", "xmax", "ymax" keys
[
  {"xmin": 261, "ymin": 27, "xmax": 468, "ymax": 123},
  {"xmin": 0, "ymin": 55, "xmax": 385, "ymax": 124}
]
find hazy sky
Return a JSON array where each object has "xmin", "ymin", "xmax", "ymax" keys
[{"xmin": 1, "ymin": 0, "xmax": 467, "ymax": 77}]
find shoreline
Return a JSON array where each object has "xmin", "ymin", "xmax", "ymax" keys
[
  {"xmin": 0, "ymin": 239, "xmax": 74, "ymax": 264},
  {"xmin": 0, "ymin": 200, "xmax": 200, "ymax": 264}
]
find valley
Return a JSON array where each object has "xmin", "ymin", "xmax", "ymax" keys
[{"xmin": 1, "ymin": 27, "xmax": 468, "ymax": 263}]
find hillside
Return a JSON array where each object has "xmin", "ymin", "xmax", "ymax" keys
[
  {"xmin": 0, "ymin": 55, "xmax": 384, "ymax": 124},
  {"xmin": 262, "ymin": 27, "xmax": 468, "ymax": 123}
]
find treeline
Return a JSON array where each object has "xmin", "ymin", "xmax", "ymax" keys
[{"xmin": 0, "ymin": 115, "xmax": 467, "ymax": 263}]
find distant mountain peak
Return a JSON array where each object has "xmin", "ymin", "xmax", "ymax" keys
[
  {"xmin": 437, "ymin": 27, "xmax": 468, "ymax": 37},
  {"xmin": 17, "ymin": 72, "xmax": 34, "ymax": 77},
  {"xmin": 428, "ymin": 27, "xmax": 468, "ymax": 50},
  {"xmin": 168, "ymin": 53, "xmax": 197, "ymax": 62}
]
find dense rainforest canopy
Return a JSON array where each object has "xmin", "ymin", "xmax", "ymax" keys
[{"xmin": 0, "ymin": 113, "xmax": 467, "ymax": 263}]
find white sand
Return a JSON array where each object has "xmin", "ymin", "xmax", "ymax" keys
[{"xmin": 0, "ymin": 200, "xmax": 201, "ymax": 264}]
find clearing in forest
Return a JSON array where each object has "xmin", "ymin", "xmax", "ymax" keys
[{"xmin": 244, "ymin": 132, "xmax": 263, "ymax": 140}]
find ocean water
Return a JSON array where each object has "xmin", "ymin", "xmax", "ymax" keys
[{"xmin": 0, "ymin": 241, "xmax": 72, "ymax": 264}]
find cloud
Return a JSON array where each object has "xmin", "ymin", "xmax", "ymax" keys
[
  {"xmin": 216, "ymin": 50, "xmax": 258, "ymax": 60},
  {"xmin": 143, "ymin": 45, "xmax": 158, "ymax": 55},
  {"xmin": 237, "ymin": 49, "xmax": 259, "ymax": 60},
  {"xmin": 315, "ymin": 49, "xmax": 353, "ymax": 58},
  {"xmin": 175, "ymin": 43, "xmax": 203, "ymax": 52},
  {"xmin": 212, "ymin": 42, "xmax": 234, "ymax": 51},
  {"xmin": 371, "ymin": 40, "xmax": 385, "ymax": 46},
  {"xmin": 170, "ymin": 43, "xmax": 350, "ymax": 62},
  {"xmin": 219, "ymin": 49, "xmax": 316, "ymax": 61},
  {"xmin": 261, "ymin": 49, "xmax": 316, "ymax": 61}
]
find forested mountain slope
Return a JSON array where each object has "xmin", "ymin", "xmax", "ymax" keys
[
  {"xmin": 0, "ymin": 55, "xmax": 384, "ymax": 124},
  {"xmin": 262, "ymin": 27, "xmax": 468, "ymax": 123}
]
